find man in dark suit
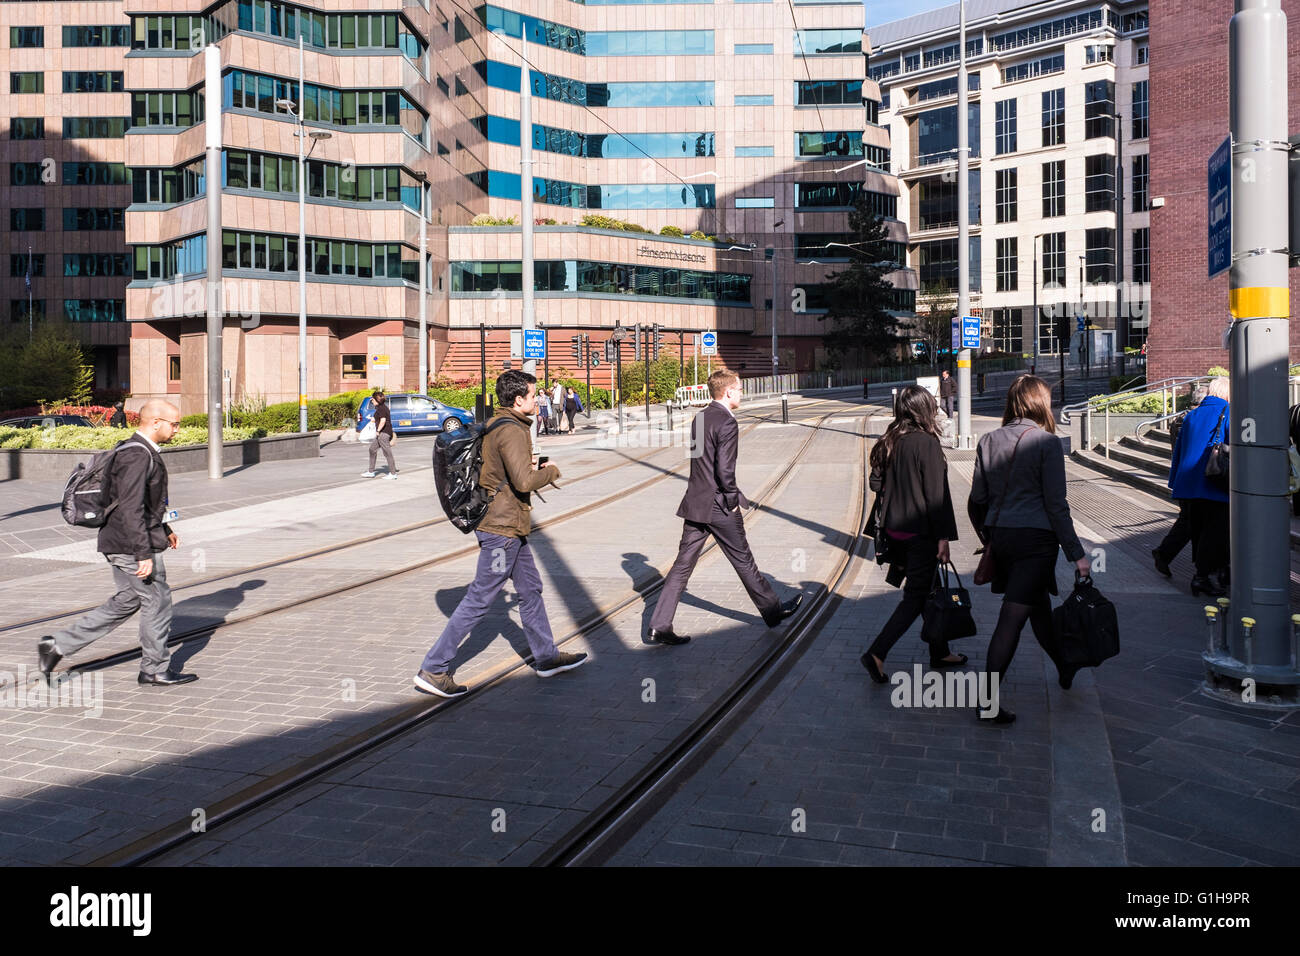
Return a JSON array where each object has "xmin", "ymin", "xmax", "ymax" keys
[
  {"xmin": 37, "ymin": 399, "xmax": 197, "ymax": 686},
  {"xmin": 646, "ymin": 369, "xmax": 802, "ymax": 645}
]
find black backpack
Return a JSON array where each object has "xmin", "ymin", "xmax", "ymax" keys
[
  {"xmin": 61, "ymin": 441, "xmax": 151, "ymax": 528},
  {"xmin": 1053, "ymin": 573, "xmax": 1120, "ymax": 667},
  {"xmin": 432, "ymin": 417, "xmax": 525, "ymax": 533}
]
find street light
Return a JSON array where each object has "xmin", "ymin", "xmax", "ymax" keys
[
  {"xmin": 768, "ymin": 219, "xmax": 786, "ymax": 381},
  {"xmin": 1079, "ymin": 254, "xmax": 1089, "ymax": 379},
  {"xmin": 276, "ymin": 40, "xmax": 332, "ymax": 434}
]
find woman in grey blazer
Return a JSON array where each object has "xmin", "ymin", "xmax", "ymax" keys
[{"xmin": 968, "ymin": 375, "xmax": 1090, "ymax": 725}]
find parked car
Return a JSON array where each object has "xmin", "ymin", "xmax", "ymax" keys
[
  {"xmin": 356, "ymin": 393, "xmax": 473, "ymax": 436},
  {"xmin": 0, "ymin": 414, "xmax": 94, "ymax": 429}
]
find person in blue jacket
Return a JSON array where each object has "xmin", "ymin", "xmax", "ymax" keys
[{"xmin": 1167, "ymin": 376, "xmax": 1230, "ymax": 596}]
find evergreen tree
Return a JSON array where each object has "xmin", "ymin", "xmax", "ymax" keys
[{"xmin": 817, "ymin": 195, "xmax": 906, "ymax": 365}]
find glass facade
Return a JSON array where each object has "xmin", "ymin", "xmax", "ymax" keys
[
  {"xmin": 735, "ymin": 146, "xmax": 774, "ymax": 157},
  {"xmin": 1085, "ymin": 227, "xmax": 1115, "ymax": 282},
  {"xmin": 1000, "ymin": 53, "xmax": 1064, "ymax": 85},
  {"xmin": 64, "ymin": 163, "xmax": 130, "ymax": 185},
  {"xmin": 131, "ymin": 231, "xmax": 420, "ymax": 282},
  {"xmin": 988, "ymin": 9, "xmax": 1107, "ymax": 52},
  {"xmin": 222, "ymin": 70, "xmax": 427, "ymax": 144},
  {"xmin": 995, "ymin": 99, "xmax": 1017, "ymax": 155},
  {"xmin": 1042, "ymin": 232, "xmax": 1066, "ymax": 287},
  {"xmin": 480, "ymin": 61, "xmax": 714, "ymax": 107},
  {"xmin": 996, "ymin": 237, "xmax": 1018, "ymax": 291},
  {"xmin": 63, "ymin": 117, "xmax": 131, "ymax": 139},
  {"xmin": 1042, "ymin": 89, "xmax": 1064, "ymax": 147},
  {"xmin": 796, "ymin": 131, "xmax": 863, "ymax": 159},
  {"xmin": 916, "ymin": 237, "xmax": 981, "ymax": 292},
  {"xmin": 795, "ymin": 182, "xmax": 896, "ymax": 218},
  {"xmin": 478, "ymin": 6, "xmax": 713, "ymax": 55},
  {"xmin": 131, "ymin": 91, "xmax": 205, "ymax": 129},
  {"xmin": 995, "ymin": 168, "xmax": 1017, "ymax": 223},
  {"xmin": 11, "ymin": 209, "xmax": 45, "ymax": 231},
  {"xmin": 10, "ymin": 72, "xmax": 43, "ymax": 94},
  {"xmin": 914, "ymin": 171, "xmax": 979, "ymax": 230},
  {"xmin": 1132, "ymin": 227, "xmax": 1150, "ymax": 283},
  {"xmin": 64, "ymin": 300, "xmax": 125, "ymax": 322},
  {"xmin": 1085, "ymin": 80, "xmax": 1115, "ymax": 138},
  {"xmin": 794, "ymin": 30, "xmax": 861, "ymax": 55},
  {"xmin": 452, "ymin": 260, "xmax": 752, "ymax": 304},
  {"xmin": 1132, "ymin": 80, "xmax": 1149, "ymax": 139},
  {"xmin": 64, "ymin": 208, "xmax": 125, "ymax": 231},
  {"xmin": 488, "ymin": 171, "xmax": 715, "ymax": 209},
  {"xmin": 13, "ymin": 119, "xmax": 44, "ymax": 140},
  {"xmin": 63, "ymin": 71, "xmax": 124, "ymax": 93},
  {"xmin": 1132, "ymin": 154, "xmax": 1148, "ymax": 212},
  {"xmin": 1042, "ymin": 160, "xmax": 1065, "ymax": 217},
  {"xmin": 65, "ymin": 254, "xmax": 131, "ymax": 278},
  {"xmin": 483, "ymin": 116, "xmax": 715, "ymax": 158},
  {"xmin": 1085, "ymin": 154, "xmax": 1114, "ymax": 212},
  {"xmin": 914, "ymin": 104, "xmax": 979, "ymax": 166},
  {"xmin": 795, "ymin": 80, "xmax": 862, "ymax": 106},
  {"xmin": 63, "ymin": 25, "xmax": 131, "ymax": 46}
]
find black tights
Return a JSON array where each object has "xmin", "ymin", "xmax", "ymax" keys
[{"xmin": 985, "ymin": 598, "xmax": 1063, "ymax": 680}]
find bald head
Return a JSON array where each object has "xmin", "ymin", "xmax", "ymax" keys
[{"xmin": 137, "ymin": 400, "xmax": 181, "ymax": 445}]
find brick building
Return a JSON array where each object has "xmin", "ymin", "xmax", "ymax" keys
[{"xmin": 1147, "ymin": 0, "xmax": 1300, "ymax": 382}]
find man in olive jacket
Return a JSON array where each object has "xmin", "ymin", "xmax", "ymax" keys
[
  {"xmin": 37, "ymin": 399, "xmax": 196, "ymax": 686},
  {"xmin": 415, "ymin": 370, "xmax": 588, "ymax": 697}
]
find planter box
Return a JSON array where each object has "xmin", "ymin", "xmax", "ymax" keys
[
  {"xmin": 1069, "ymin": 412, "xmax": 1166, "ymax": 452},
  {"xmin": 0, "ymin": 432, "xmax": 321, "ymax": 481}
]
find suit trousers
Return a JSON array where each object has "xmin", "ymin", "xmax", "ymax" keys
[
  {"xmin": 52, "ymin": 552, "xmax": 173, "ymax": 676},
  {"xmin": 369, "ymin": 432, "xmax": 396, "ymax": 472},
  {"xmin": 650, "ymin": 503, "xmax": 780, "ymax": 631},
  {"xmin": 421, "ymin": 532, "xmax": 557, "ymax": 673}
]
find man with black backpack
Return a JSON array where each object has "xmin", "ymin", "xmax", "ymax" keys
[
  {"xmin": 416, "ymin": 370, "xmax": 587, "ymax": 697},
  {"xmin": 38, "ymin": 399, "xmax": 197, "ymax": 687}
]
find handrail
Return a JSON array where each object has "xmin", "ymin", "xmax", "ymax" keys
[
  {"xmin": 1060, "ymin": 375, "xmax": 1209, "ymax": 423},
  {"xmin": 1134, "ymin": 409, "xmax": 1185, "ymax": 440}
]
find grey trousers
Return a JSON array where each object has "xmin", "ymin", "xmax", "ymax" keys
[
  {"xmin": 52, "ymin": 552, "xmax": 173, "ymax": 675},
  {"xmin": 369, "ymin": 432, "xmax": 396, "ymax": 472},
  {"xmin": 421, "ymin": 532, "xmax": 557, "ymax": 673}
]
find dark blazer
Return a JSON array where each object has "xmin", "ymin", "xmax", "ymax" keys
[
  {"xmin": 678, "ymin": 401, "xmax": 750, "ymax": 524},
  {"xmin": 98, "ymin": 433, "xmax": 173, "ymax": 560},
  {"xmin": 870, "ymin": 431, "xmax": 958, "ymax": 540}
]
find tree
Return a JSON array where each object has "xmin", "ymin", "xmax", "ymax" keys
[
  {"xmin": 817, "ymin": 195, "xmax": 906, "ymax": 366},
  {"xmin": 0, "ymin": 322, "xmax": 93, "ymax": 411},
  {"xmin": 913, "ymin": 282, "xmax": 957, "ymax": 367}
]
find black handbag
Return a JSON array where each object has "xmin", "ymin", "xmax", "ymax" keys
[
  {"xmin": 921, "ymin": 561, "xmax": 978, "ymax": 645},
  {"xmin": 1204, "ymin": 410, "xmax": 1229, "ymax": 492},
  {"xmin": 1053, "ymin": 571, "xmax": 1120, "ymax": 667},
  {"xmin": 863, "ymin": 466, "xmax": 892, "ymax": 565}
]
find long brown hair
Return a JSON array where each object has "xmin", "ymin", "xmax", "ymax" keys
[
  {"xmin": 1002, "ymin": 375, "xmax": 1055, "ymax": 433},
  {"xmin": 870, "ymin": 384, "xmax": 943, "ymax": 470}
]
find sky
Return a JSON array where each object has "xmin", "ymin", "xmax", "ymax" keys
[{"xmin": 865, "ymin": 0, "xmax": 955, "ymax": 30}]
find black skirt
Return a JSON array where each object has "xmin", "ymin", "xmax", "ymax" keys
[{"xmin": 988, "ymin": 527, "xmax": 1061, "ymax": 604}]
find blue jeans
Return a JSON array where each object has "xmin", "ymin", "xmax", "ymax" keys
[{"xmin": 421, "ymin": 532, "xmax": 557, "ymax": 673}]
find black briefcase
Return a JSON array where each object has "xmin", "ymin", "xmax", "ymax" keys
[
  {"xmin": 921, "ymin": 561, "xmax": 978, "ymax": 645},
  {"xmin": 1053, "ymin": 572, "xmax": 1120, "ymax": 667}
]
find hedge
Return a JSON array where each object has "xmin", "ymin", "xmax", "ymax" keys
[
  {"xmin": 182, "ymin": 396, "xmax": 356, "ymax": 432},
  {"xmin": 0, "ymin": 425, "xmax": 266, "ymax": 450}
]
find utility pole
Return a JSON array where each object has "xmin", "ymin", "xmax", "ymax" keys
[
  {"xmin": 418, "ymin": 171, "xmax": 428, "ymax": 394},
  {"xmin": 518, "ymin": 30, "xmax": 536, "ymax": 380},
  {"xmin": 1205, "ymin": 0, "xmax": 1298, "ymax": 706},
  {"xmin": 478, "ymin": 322, "xmax": 487, "ymax": 421},
  {"xmin": 204, "ymin": 44, "xmax": 223, "ymax": 480},
  {"xmin": 584, "ymin": 333, "xmax": 591, "ymax": 415},
  {"xmin": 296, "ymin": 35, "xmax": 308, "ymax": 434},
  {"xmin": 643, "ymin": 325, "xmax": 651, "ymax": 424},
  {"xmin": 955, "ymin": 0, "xmax": 972, "ymax": 449}
]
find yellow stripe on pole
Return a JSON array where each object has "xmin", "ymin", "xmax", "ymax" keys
[
  {"xmin": 1229, "ymin": 287, "xmax": 1289, "ymax": 318},
  {"xmin": 957, "ymin": 359, "xmax": 971, "ymax": 368}
]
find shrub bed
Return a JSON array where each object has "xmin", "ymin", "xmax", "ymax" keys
[{"xmin": 0, "ymin": 425, "xmax": 266, "ymax": 450}]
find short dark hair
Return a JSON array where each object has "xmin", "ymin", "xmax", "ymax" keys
[
  {"xmin": 496, "ymin": 369, "xmax": 536, "ymax": 407},
  {"xmin": 372, "ymin": 389, "xmax": 385, "ymax": 402}
]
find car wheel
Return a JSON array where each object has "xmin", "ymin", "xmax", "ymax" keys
[{"xmin": 443, "ymin": 417, "xmax": 462, "ymax": 432}]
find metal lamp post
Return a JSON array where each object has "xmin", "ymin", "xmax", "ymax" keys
[{"xmin": 277, "ymin": 38, "xmax": 330, "ymax": 434}]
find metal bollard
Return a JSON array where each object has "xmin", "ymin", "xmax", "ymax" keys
[
  {"xmin": 863, "ymin": 377, "xmax": 869, "ymax": 399},
  {"xmin": 1242, "ymin": 617, "xmax": 1256, "ymax": 667},
  {"xmin": 781, "ymin": 395, "xmax": 789, "ymax": 424},
  {"xmin": 1204, "ymin": 605, "xmax": 1220, "ymax": 655},
  {"xmin": 1291, "ymin": 614, "xmax": 1300, "ymax": 670},
  {"xmin": 1217, "ymin": 597, "xmax": 1231, "ymax": 653},
  {"xmin": 1082, "ymin": 407, "xmax": 1093, "ymax": 451},
  {"xmin": 664, "ymin": 403, "xmax": 673, "ymax": 431}
]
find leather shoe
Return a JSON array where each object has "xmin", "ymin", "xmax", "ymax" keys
[
  {"xmin": 36, "ymin": 637, "xmax": 62, "ymax": 683},
  {"xmin": 646, "ymin": 627, "xmax": 691, "ymax": 646},
  {"xmin": 1151, "ymin": 548, "xmax": 1172, "ymax": 578},
  {"xmin": 137, "ymin": 669, "xmax": 198, "ymax": 687},
  {"xmin": 762, "ymin": 593, "xmax": 803, "ymax": 627}
]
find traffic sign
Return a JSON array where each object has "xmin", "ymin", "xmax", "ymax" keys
[
  {"xmin": 961, "ymin": 316, "xmax": 980, "ymax": 350},
  {"xmin": 950, "ymin": 318, "xmax": 960, "ymax": 352},
  {"xmin": 370, "ymin": 353, "xmax": 390, "ymax": 370},
  {"xmin": 523, "ymin": 328, "xmax": 546, "ymax": 360},
  {"xmin": 1208, "ymin": 136, "xmax": 1232, "ymax": 279},
  {"xmin": 701, "ymin": 330, "xmax": 718, "ymax": 356}
]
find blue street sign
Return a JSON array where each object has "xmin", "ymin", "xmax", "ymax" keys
[
  {"xmin": 951, "ymin": 318, "xmax": 960, "ymax": 351},
  {"xmin": 523, "ymin": 328, "xmax": 546, "ymax": 360},
  {"xmin": 1077, "ymin": 316, "xmax": 1087, "ymax": 332},
  {"xmin": 701, "ymin": 330, "xmax": 718, "ymax": 356},
  {"xmin": 1208, "ymin": 136, "xmax": 1232, "ymax": 279},
  {"xmin": 961, "ymin": 315, "xmax": 980, "ymax": 350}
]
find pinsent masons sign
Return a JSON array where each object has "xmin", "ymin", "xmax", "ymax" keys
[{"xmin": 636, "ymin": 246, "xmax": 707, "ymax": 263}]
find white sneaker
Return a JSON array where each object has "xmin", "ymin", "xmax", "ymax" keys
[
  {"xmin": 381, "ymin": 473, "xmax": 397, "ymax": 480},
  {"xmin": 360, "ymin": 471, "xmax": 377, "ymax": 478}
]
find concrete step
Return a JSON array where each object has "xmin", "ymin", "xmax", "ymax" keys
[
  {"xmin": 1073, "ymin": 448, "xmax": 1300, "ymax": 551},
  {"xmin": 1071, "ymin": 448, "xmax": 1171, "ymax": 500},
  {"xmin": 1100, "ymin": 443, "xmax": 1172, "ymax": 479},
  {"xmin": 1118, "ymin": 434, "xmax": 1172, "ymax": 461}
]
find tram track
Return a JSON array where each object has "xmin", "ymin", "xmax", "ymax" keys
[{"xmin": 83, "ymin": 400, "xmax": 863, "ymax": 867}]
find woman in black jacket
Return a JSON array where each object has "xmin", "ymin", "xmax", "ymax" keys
[
  {"xmin": 968, "ymin": 375, "xmax": 1090, "ymax": 725},
  {"xmin": 862, "ymin": 385, "xmax": 964, "ymax": 683}
]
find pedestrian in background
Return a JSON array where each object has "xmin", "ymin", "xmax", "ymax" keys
[
  {"xmin": 414, "ymin": 370, "xmax": 585, "ymax": 697},
  {"xmin": 860, "ymin": 385, "xmax": 964, "ymax": 684},
  {"xmin": 552, "ymin": 380, "xmax": 566, "ymax": 432},
  {"xmin": 361, "ymin": 390, "xmax": 397, "ymax": 479},
  {"xmin": 1167, "ymin": 376, "xmax": 1231, "ymax": 596},
  {"xmin": 1152, "ymin": 383, "xmax": 1205, "ymax": 578},
  {"xmin": 537, "ymin": 385, "xmax": 552, "ymax": 436},
  {"xmin": 564, "ymin": 386, "xmax": 583, "ymax": 433},
  {"xmin": 108, "ymin": 401, "xmax": 127, "ymax": 428},
  {"xmin": 968, "ymin": 375, "xmax": 1090, "ymax": 725},
  {"xmin": 939, "ymin": 369, "xmax": 956, "ymax": 420},
  {"xmin": 38, "ymin": 400, "xmax": 197, "ymax": 687}
]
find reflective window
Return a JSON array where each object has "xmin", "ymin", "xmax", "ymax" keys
[
  {"xmin": 735, "ymin": 95, "xmax": 773, "ymax": 106},
  {"xmin": 64, "ymin": 300, "xmax": 125, "ymax": 323},
  {"xmin": 736, "ymin": 145, "xmax": 774, "ymax": 157},
  {"xmin": 1132, "ymin": 227, "xmax": 1150, "ymax": 283},
  {"xmin": 793, "ymin": 30, "xmax": 861, "ymax": 55},
  {"xmin": 12, "ymin": 118, "xmax": 44, "ymax": 140},
  {"xmin": 11, "ymin": 208, "xmax": 44, "ymax": 231},
  {"xmin": 486, "ymin": 171, "xmax": 715, "ymax": 208},
  {"xmin": 1085, "ymin": 154, "xmax": 1114, "ymax": 212},
  {"xmin": 1132, "ymin": 154, "xmax": 1149, "ymax": 212},
  {"xmin": 1042, "ymin": 160, "xmax": 1065, "ymax": 217},
  {"xmin": 1042, "ymin": 232, "xmax": 1066, "ymax": 286},
  {"xmin": 64, "ymin": 208, "xmax": 125, "ymax": 231},
  {"xmin": 796, "ymin": 131, "xmax": 863, "ymax": 159},
  {"xmin": 451, "ymin": 260, "xmax": 751, "ymax": 304},
  {"xmin": 915, "ymin": 104, "xmax": 979, "ymax": 166},
  {"xmin": 63, "ymin": 72, "xmax": 125, "ymax": 93},
  {"xmin": 996, "ymin": 237, "xmax": 1018, "ymax": 291},
  {"xmin": 1132, "ymin": 80, "xmax": 1149, "ymax": 139},
  {"xmin": 11, "ymin": 72, "xmax": 44, "ymax": 94},
  {"xmin": 10, "ymin": 27, "xmax": 44, "ymax": 47},
  {"xmin": 63, "ymin": 163, "xmax": 130, "ymax": 185},
  {"xmin": 63, "ymin": 25, "xmax": 131, "ymax": 46},
  {"xmin": 1042, "ymin": 89, "xmax": 1064, "ymax": 147},
  {"xmin": 995, "ymin": 168, "xmax": 1017, "ymax": 223},
  {"xmin": 735, "ymin": 43, "xmax": 772, "ymax": 55},
  {"xmin": 795, "ymin": 80, "xmax": 862, "ymax": 106},
  {"xmin": 480, "ymin": 60, "xmax": 713, "ymax": 106},
  {"xmin": 63, "ymin": 117, "xmax": 131, "ymax": 138},
  {"xmin": 735, "ymin": 197, "xmax": 774, "ymax": 208},
  {"xmin": 64, "ymin": 254, "xmax": 131, "ymax": 278},
  {"xmin": 1085, "ymin": 80, "xmax": 1115, "ymax": 138},
  {"xmin": 1001, "ymin": 53, "xmax": 1064, "ymax": 84},
  {"xmin": 995, "ymin": 99, "xmax": 1017, "ymax": 155},
  {"xmin": 1085, "ymin": 227, "xmax": 1115, "ymax": 282}
]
